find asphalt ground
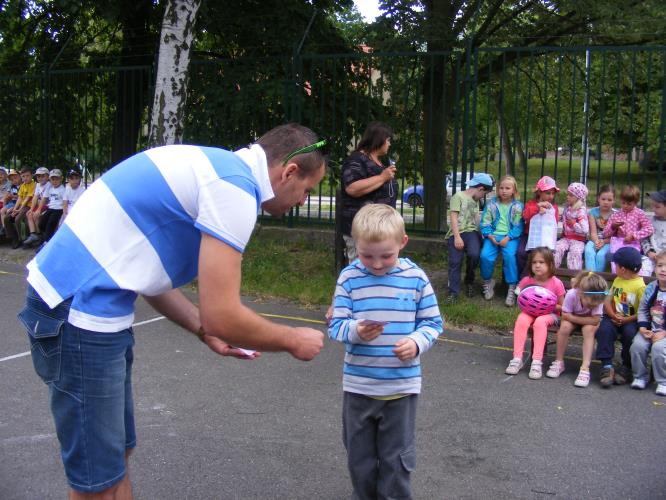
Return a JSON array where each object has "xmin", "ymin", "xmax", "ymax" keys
[{"xmin": 1, "ymin": 258, "xmax": 664, "ymax": 500}]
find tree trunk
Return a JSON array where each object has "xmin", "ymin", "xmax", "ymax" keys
[
  {"xmin": 494, "ymin": 92, "xmax": 514, "ymax": 176},
  {"xmin": 515, "ymin": 129, "xmax": 527, "ymax": 174},
  {"xmin": 148, "ymin": 0, "xmax": 201, "ymax": 147}
]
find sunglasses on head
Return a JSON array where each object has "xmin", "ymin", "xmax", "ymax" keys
[{"xmin": 281, "ymin": 139, "xmax": 328, "ymax": 165}]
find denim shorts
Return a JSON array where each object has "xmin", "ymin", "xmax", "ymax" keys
[{"xmin": 18, "ymin": 285, "xmax": 136, "ymax": 493}]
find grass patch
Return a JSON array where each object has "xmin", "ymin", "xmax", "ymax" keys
[{"xmin": 241, "ymin": 229, "xmax": 515, "ymax": 333}]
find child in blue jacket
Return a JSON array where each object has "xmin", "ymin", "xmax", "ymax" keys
[{"xmin": 480, "ymin": 175, "xmax": 524, "ymax": 306}]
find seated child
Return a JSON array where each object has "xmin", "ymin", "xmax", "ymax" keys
[
  {"xmin": 22, "ymin": 166, "xmax": 51, "ymax": 248},
  {"xmin": 595, "ymin": 247, "xmax": 646, "ymax": 388},
  {"xmin": 37, "ymin": 169, "xmax": 66, "ymax": 246},
  {"xmin": 0, "ymin": 166, "xmax": 10, "ymax": 210},
  {"xmin": 546, "ymin": 271, "xmax": 608, "ymax": 388},
  {"xmin": 602, "ymin": 185, "xmax": 654, "ymax": 276},
  {"xmin": 518, "ymin": 176, "xmax": 560, "ymax": 276},
  {"xmin": 640, "ymin": 190, "xmax": 666, "ymax": 276},
  {"xmin": 0, "ymin": 169, "xmax": 24, "ymax": 241},
  {"xmin": 505, "ymin": 246, "xmax": 566, "ymax": 379},
  {"xmin": 444, "ymin": 172, "xmax": 495, "ymax": 303},
  {"xmin": 630, "ymin": 249, "xmax": 666, "ymax": 396},
  {"xmin": 584, "ymin": 185, "xmax": 616, "ymax": 272},
  {"xmin": 328, "ymin": 203, "xmax": 443, "ymax": 500},
  {"xmin": 61, "ymin": 168, "xmax": 86, "ymax": 222},
  {"xmin": 554, "ymin": 182, "xmax": 589, "ymax": 270},
  {"xmin": 480, "ymin": 175, "xmax": 524, "ymax": 305}
]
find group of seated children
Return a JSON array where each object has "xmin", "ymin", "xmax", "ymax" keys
[
  {"xmin": 445, "ymin": 172, "xmax": 666, "ymax": 394},
  {"xmin": 0, "ymin": 165, "xmax": 86, "ymax": 250}
]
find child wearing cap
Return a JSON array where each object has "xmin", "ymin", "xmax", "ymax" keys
[
  {"xmin": 595, "ymin": 246, "xmax": 646, "ymax": 388},
  {"xmin": 36, "ymin": 169, "xmax": 66, "ymax": 247},
  {"xmin": 61, "ymin": 168, "xmax": 86, "ymax": 222},
  {"xmin": 22, "ymin": 167, "xmax": 51, "ymax": 248},
  {"xmin": 640, "ymin": 190, "xmax": 666, "ymax": 276},
  {"xmin": 3, "ymin": 167, "xmax": 35, "ymax": 248},
  {"xmin": 517, "ymin": 176, "xmax": 560, "ymax": 276},
  {"xmin": 0, "ymin": 167, "xmax": 10, "ymax": 209},
  {"xmin": 602, "ymin": 185, "xmax": 654, "ymax": 276},
  {"xmin": 0, "ymin": 169, "xmax": 21, "ymax": 237},
  {"xmin": 554, "ymin": 182, "xmax": 589, "ymax": 271},
  {"xmin": 444, "ymin": 172, "xmax": 495, "ymax": 303}
]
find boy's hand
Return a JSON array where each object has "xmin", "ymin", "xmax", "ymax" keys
[
  {"xmin": 357, "ymin": 323, "xmax": 384, "ymax": 342},
  {"xmin": 647, "ymin": 251, "xmax": 656, "ymax": 261},
  {"xmin": 639, "ymin": 327, "xmax": 653, "ymax": 340},
  {"xmin": 454, "ymin": 235, "xmax": 465, "ymax": 250},
  {"xmin": 652, "ymin": 330, "xmax": 666, "ymax": 343},
  {"xmin": 393, "ymin": 338, "xmax": 418, "ymax": 361}
]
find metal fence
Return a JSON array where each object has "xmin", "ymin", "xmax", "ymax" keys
[{"xmin": 1, "ymin": 45, "xmax": 664, "ymax": 234}]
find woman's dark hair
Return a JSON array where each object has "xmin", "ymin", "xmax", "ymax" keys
[
  {"xmin": 256, "ymin": 123, "xmax": 326, "ymax": 176},
  {"xmin": 355, "ymin": 121, "xmax": 393, "ymax": 154}
]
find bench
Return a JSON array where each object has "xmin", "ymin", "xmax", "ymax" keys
[{"xmin": 529, "ymin": 268, "xmax": 655, "ymax": 355}]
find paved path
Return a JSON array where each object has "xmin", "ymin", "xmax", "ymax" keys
[{"xmin": 1, "ymin": 259, "xmax": 664, "ymax": 499}]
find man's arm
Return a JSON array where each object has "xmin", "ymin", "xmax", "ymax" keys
[{"xmin": 198, "ymin": 233, "xmax": 323, "ymax": 361}]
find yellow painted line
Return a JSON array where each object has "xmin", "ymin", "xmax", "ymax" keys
[
  {"xmin": 259, "ymin": 312, "xmax": 327, "ymax": 325},
  {"xmin": 0, "ymin": 270, "xmax": 23, "ymax": 277}
]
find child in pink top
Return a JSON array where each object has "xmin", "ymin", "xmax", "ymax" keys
[
  {"xmin": 602, "ymin": 185, "xmax": 654, "ymax": 274},
  {"xmin": 505, "ymin": 247, "xmax": 566, "ymax": 379},
  {"xmin": 546, "ymin": 271, "xmax": 608, "ymax": 388},
  {"xmin": 554, "ymin": 182, "xmax": 589, "ymax": 270}
]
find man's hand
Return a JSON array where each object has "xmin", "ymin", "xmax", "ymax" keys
[
  {"xmin": 357, "ymin": 323, "xmax": 384, "ymax": 342},
  {"xmin": 393, "ymin": 338, "xmax": 418, "ymax": 361},
  {"xmin": 454, "ymin": 235, "xmax": 464, "ymax": 250},
  {"xmin": 287, "ymin": 327, "xmax": 324, "ymax": 361},
  {"xmin": 203, "ymin": 335, "xmax": 261, "ymax": 359}
]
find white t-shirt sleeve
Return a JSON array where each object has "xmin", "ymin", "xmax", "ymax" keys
[{"xmin": 194, "ymin": 177, "xmax": 258, "ymax": 252}]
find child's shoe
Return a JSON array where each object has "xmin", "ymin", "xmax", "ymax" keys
[
  {"xmin": 505, "ymin": 284, "xmax": 517, "ymax": 307},
  {"xmin": 465, "ymin": 284, "xmax": 475, "ymax": 298},
  {"xmin": 656, "ymin": 384, "xmax": 666, "ymax": 396},
  {"xmin": 444, "ymin": 294, "xmax": 459, "ymax": 305},
  {"xmin": 599, "ymin": 366, "xmax": 615, "ymax": 388},
  {"xmin": 528, "ymin": 360, "xmax": 543, "ymax": 379},
  {"xmin": 505, "ymin": 357, "xmax": 523, "ymax": 375},
  {"xmin": 574, "ymin": 369, "xmax": 591, "ymax": 388},
  {"xmin": 482, "ymin": 279, "xmax": 495, "ymax": 300},
  {"xmin": 546, "ymin": 360, "xmax": 565, "ymax": 378},
  {"xmin": 614, "ymin": 365, "xmax": 631, "ymax": 385},
  {"xmin": 630, "ymin": 378, "xmax": 647, "ymax": 390}
]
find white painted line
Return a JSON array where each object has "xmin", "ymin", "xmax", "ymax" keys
[{"xmin": 1, "ymin": 316, "xmax": 167, "ymax": 363}]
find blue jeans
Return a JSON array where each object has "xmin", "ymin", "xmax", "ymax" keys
[
  {"xmin": 18, "ymin": 285, "xmax": 136, "ymax": 493},
  {"xmin": 480, "ymin": 235, "xmax": 519, "ymax": 284},
  {"xmin": 447, "ymin": 232, "xmax": 481, "ymax": 295},
  {"xmin": 595, "ymin": 316, "xmax": 638, "ymax": 367},
  {"xmin": 584, "ymin": 240, "xmax": 610, "ymax": 272}
]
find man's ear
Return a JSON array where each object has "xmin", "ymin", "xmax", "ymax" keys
[{"xmin": 282, "ymin": 162, "xmax": 299, "ymax": 181}]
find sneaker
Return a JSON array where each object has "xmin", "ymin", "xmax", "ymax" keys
[
  {"xmin": 631, "ymin": 378, "xmax": 647, "ymax": 390},
  {"xmin": 528, "ymin": 360, "xmax": 543, "ymax": 379},
  {"xmin": 574, "ymin": 370, "xmax": 591, "ymax": 388},
  {"xmin": 546, "ymin": 360, "xmax": 565, "ymax": 378},
  {"xmin": 482, "ymin": 279, "xmax": 495, "ymax": 300},
  {"xmin": 22, "ymin": 233, "xmax": 38, "ymax": 246},
  {"xmin": 505, "ymin": 357, "xmax": 523, "ymax": 375},
  {"xmin": 505, "ymin": 284, "xmax": 517, "ymax": 307},
  {"xmin": 11, "ymin": 239, "xmax": 21, "ymax": 249},
  {"xmin": 444, "ymin": 294, "xmax": 459, "ymax": 305},
  {"xmin": 465, "ymin": 284, "xmax": 475, "ymax": 298},
  {"xmin": 656, "ymin": 384, "xmax": 666, "ymax": 396},
  {"xmin": 600, "ymin": 366, "xmax": 615, "ymax": 388},
  {"xmin": 614, "ymin": 365, "xmax": 631, "ymax": 385}
]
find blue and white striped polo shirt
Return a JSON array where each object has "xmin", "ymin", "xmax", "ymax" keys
[{"xmin": 27, "ymin": 144, "xmax": 273, "ymax": 332}]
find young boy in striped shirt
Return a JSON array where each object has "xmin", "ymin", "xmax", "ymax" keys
[{"xmin": 328, "ymin": 203, "xmax": 443, "ymax": 500}]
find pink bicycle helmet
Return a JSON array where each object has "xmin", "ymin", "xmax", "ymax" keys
[{"xmin": 517, "ymin": 285, "xmax": 558, "ymax": 316}]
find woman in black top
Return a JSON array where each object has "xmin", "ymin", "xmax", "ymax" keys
[{"xmin": 341, "ymin": 121, "xmax": 399, "ymax": 261}]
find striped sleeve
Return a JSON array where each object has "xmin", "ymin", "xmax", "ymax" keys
[
  {"xmin": 328, "ymin": 274, "xmax": 361, "ymax": 345},
  {"xmin": 408, "ymin": 274, "xmax": 443, "ymax": 354}
]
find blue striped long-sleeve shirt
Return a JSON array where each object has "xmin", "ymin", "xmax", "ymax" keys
[{"xmin": 328, "ymin": 257, "xmax": 444, "ymax": 396}]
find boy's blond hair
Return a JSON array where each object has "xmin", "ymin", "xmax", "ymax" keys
[{"xmin": 351, "ymin": 203, "xmax": 406, "ymax": 244}]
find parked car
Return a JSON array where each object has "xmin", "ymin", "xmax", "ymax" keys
[{"xmin": 402, "ymin": 171, "xmax": 475, "ymax": 207}]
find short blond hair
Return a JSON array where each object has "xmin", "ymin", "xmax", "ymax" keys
[{"xmin": 351, "ymin": 204, "xmax": 406, "ymax": 243}]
